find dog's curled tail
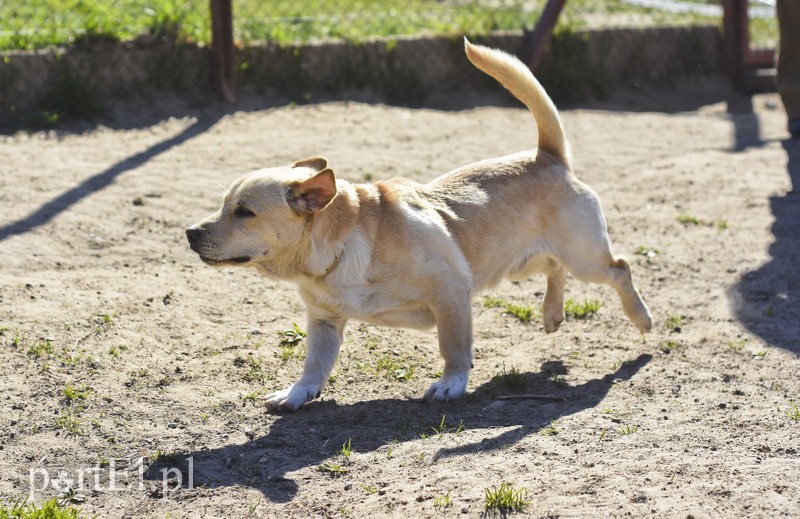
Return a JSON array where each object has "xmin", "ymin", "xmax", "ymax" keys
[{"xmin": 464, "ymin": 38, "xmax": 568, "ymax": 162}]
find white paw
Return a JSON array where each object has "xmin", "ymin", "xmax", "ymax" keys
[
  {"xmin": 264, "ymin": 383, "xmax": 320, "ymax": 411},
  {"xmin": 543, "ymin": 309, "xmax": 565, "ymax": 333},
  {"xmin": 424, "ymin": 372, "xmax": 469, "ymax": 401},
  {"xmin": 635, "ymin": 311, "xmax": 653, "ymax": 334}
]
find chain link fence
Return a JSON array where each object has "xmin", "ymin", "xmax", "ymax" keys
[{"xmin": 0, "ymin": 1, "xmax": 778, "ymax": 125}]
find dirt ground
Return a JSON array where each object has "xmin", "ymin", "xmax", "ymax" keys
[{"xmin": 1, "ymin": 77, "xmax": 799, "ymax": 518}]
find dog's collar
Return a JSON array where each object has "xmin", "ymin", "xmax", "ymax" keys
[
  {"xmin": 299, "ymin": 215, "xmax": 340, "ymax": 279},
  {"xmin": 299, "ymin": 253, "xmax": 340, "ymax": 279}
]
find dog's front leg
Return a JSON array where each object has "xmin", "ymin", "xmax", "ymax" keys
[
  {"xmin": 265, "ymin": 317, "xmax": 346, "ymax": 411},
  {"xmin": 424, "ymin": 300, "xmax": 473, "ymax": 401}
]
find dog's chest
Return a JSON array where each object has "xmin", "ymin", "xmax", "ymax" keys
[{"xmin": 300, "ymin": 280, "xmax": 437, "ymax": 330}]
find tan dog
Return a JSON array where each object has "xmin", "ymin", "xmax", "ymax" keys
[{"xmin": 186, "ymin": 39, "xmax": 653, "ymax": 411}]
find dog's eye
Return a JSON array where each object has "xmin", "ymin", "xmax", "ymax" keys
[{"xmin": 234, "ymin": 206, "xmax": 256, "ymax": 218}]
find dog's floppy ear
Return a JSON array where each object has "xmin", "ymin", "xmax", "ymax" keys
[
  {"xmin": 292, "ymin": 156, "xmax": 329, "ymax": 173},
  {"xmin": 288, "ymin": 169, "xmax": 337, "ymax": 215}
]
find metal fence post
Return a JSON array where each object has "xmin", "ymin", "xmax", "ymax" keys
[{"xmin": 210, "ymin": 0, "xmax": 236, "ymax": 102}]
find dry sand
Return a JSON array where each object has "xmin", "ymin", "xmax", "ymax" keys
[{"xmin": 1, "ymin": 79, "xmax": 798, "ymax": 517}]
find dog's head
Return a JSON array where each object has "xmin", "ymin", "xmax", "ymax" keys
[{"xmin": 186, "ymin": 157, "xmax": 337, "ymax": 274}]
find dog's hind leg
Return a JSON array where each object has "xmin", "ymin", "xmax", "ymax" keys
[
  {"xmin": 543, "ymin": 262, "xmax": 567, "ymax": 333},
  {"xmin": 604, "ymin": 255, "xmax": 652, "ymax": 333},
  {"xmin": 566, "ymin": 250, "xmax": 652, "ymax": 334}
]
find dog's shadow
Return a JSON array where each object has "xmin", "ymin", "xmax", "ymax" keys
[{"xmin": 144, "ymin": 353, "xmax": 651, "ymax": 502}]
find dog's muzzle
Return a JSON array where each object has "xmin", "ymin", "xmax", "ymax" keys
[{"xmin": 185, "ymin": 227, "xmax": 251, "ymax": 265}]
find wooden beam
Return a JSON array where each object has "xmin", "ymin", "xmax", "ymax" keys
[
  {"xmin": 722, "ymin": 0, "xmax": 746, "ymax": 87},
  {"xmin": 521, "ymin": 0, "xmax": 567, "ymax": 74},
  {"xmin": 210, "ymin": 0, "xmax": 236, "ymax": 102}
]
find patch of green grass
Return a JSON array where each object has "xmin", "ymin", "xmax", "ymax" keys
[
  {"xmin": 234, "ymin": 354, "xmax": 272, "ymax": 381},
  {"xmin": 564, "ymin": 298, "xmax": 602, "ymax": 319},
  {"xmin": 634, "ymin": 245, "xmax": 659, "ymax": 262},
  {"xmin": 376, "ymin": 356, "xmax": 415, "ymax": 381},
  {"xmin": 319, "ymin": 438, "xmax": 355, "ymax": 476},
  {"xmin": 27, "ymin": 340, "xmax": 54, "ymax": 358},
  {"xmin": 728, "ymin": 339, "xmax": 746, "ymax": 352},
  {"xmin": 660, "ymin": 339, "xmax": 683, "ymax": 354},
  {"xmin": 150, "ymin": 450, "xmax": 184, "ymax": 465},
  {"xmin": 279, "ymin": 344, "xmax": 305, "ymax": 362},
  {"xmin": 619, "ymin": 423, "xmax": 638, "ymax": 436},
  {"xmin": 538, "ymin": 420, "xmax": 560, "ymax": 436},
  {"xmin": 8, "ymin": 329, "xmax": 23, "ymax": 349},
  {"xmin": 0, "ymin": 0, "xmax": 776, "ymax": 52},
  {"xmin": 53, "ymin": 410, "xmax": 82, "ymax": 435},
  {"xmin": 339, "ymin": 438, "xmax": 353, "ymax": 459},
  {"xmin": 665, "ymin": 315, "xmax": 682, "ymax": 332},
  {"xmin": 489, "ymin": 363, "xmax": 528, "ymax": 391},
  {"xmin": 241, "ymin": 388, "xmax": 268, "ymax": 405},
  {"xmin": 786, "ymin": 403, "xmax": 800, "ymax": 421},
  {"xmin": 319, "ymin": 459, "xmax": 349, "ymax": 476},
  {"xmin": 0, "ymin": 498, "xmax": 86, "ymax": 519},
  {"xmin": 677, "ymin": 213, "xmax": 705, "ymax": 226},
  {"xmin": 279, "ymin": 323, "xmax": 306, "ymax": 346},
  {"xmin": 63, "ymin": 384, "xmax": 91, "ymax": 402},
  {"xmin": 434, "ymin": 491, "xmax": 453, "ymax": 510},
  {"xmin": 483, "ymin": 296, "xmax": 537, "ymax": 323},
  {"xmin": 484, "ymin": 483, "xmax": 531, "ymax": 514},
  {"xmin": 425, "ymin": 415, "xmax": 464, "ymax": 439},
  {"xmin": 61, "ymin": 349, "xmax": 98, "ymax": 369},
  {"xmin": 53, "ymin": 383, "xmax": 91, "ymax": 435},
  {"xmin": 550, "ymin": 372, "xmax": 567, "ymax": 386},
  {"xmin": 1, "ymin": 0, "xmax": 538, "ymax": 49}
]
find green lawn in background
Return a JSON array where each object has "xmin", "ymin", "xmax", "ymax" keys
[{"xmin": 0, "ymin": 0, "xmax": 775, "ymax": 51}]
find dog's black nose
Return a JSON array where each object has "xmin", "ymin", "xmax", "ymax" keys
[{"xmin": 185, "ymin": 227, "xmax": 203, "ymax": 243}]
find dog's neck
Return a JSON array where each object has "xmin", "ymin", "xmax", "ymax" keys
[
  {"xmin": 297, "ymin": 251, "xmax": 340, "ymax": 279},
  {"xmin": 297, "ymin": 183, "xmax": 359, "ymax": 279}
]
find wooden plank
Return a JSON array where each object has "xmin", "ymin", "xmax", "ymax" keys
[
  {"xmin": 723, "ymin": 0, "xmax": 775, "ymax": 90},
  {"xmin": 521, "ymin": 0, "xmax": 567, "ymax": 74},
  {"xmin": 210, "ymin": 0, "xmax": 236, "ymax": 102}
]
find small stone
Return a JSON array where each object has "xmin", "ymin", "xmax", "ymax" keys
[
  {"xmin": 167, "ymin": 422, "xmax": 177, "ymax": 429},
  {"xmin": 344, "ymin": 481, "xmax": 353, "ymax": 491}
]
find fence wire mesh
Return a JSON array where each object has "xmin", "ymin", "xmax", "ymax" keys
[
  {"xmin": 0, "ymin": 1, "xmax": 779, "ymax": 123},
  {"xmin": 0, "ymin": 1, "xmax": 777, "ymax": 50}
]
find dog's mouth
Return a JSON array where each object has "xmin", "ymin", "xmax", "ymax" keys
[{"xmin": 199, "ymin": 256, "xmax": 251, "ymax": 266}]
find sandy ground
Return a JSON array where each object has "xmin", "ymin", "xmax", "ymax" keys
[{"xmin": 1, "ymin": 78, "xmax": 799, "ymax": 518}]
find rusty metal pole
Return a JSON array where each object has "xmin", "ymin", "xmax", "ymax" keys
[
  {"xmin": 210, "ymin": 0, "xmax": 236, "ymax": 102},
  {"xmin": 521, "ymin": 0, "xmax": 567, "ymax": 74}
]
